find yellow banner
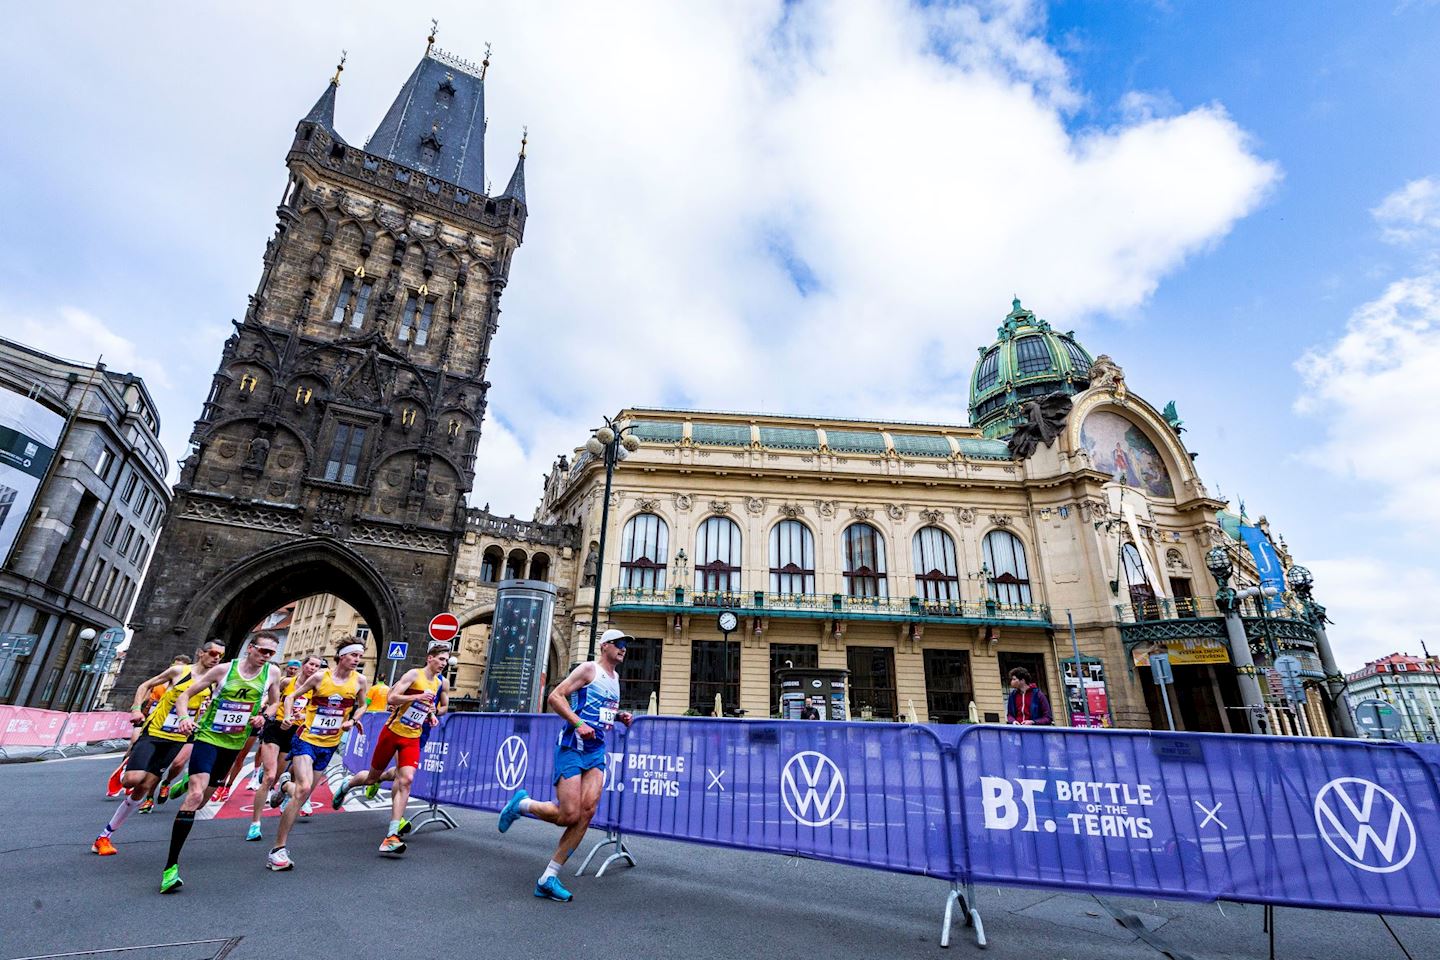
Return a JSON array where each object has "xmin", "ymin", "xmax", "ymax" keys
[{"xmin": 1133, "ymin": 641, "xmax": 1231, "ymax": 667}]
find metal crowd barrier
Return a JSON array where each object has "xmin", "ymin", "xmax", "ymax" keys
[{"xmin": 340, "ymin": 711, "xmax": 1440, "ymax": 949}]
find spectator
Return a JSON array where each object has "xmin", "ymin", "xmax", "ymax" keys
[
  {"xmin": 800, "ymin": 703, "xmax": 821, "ymax": 720},
  {"xmin": 1005, "ymin": 667, "xmax": 1052, "ymax": 725}
]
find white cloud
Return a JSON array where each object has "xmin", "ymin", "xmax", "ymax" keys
[
  {"xmin": 3, "ymin": 304, "xmax": 172, "ymax": 391},
  {"xmin": 1305, "ymin": 557, "xmax": 1439, "ymax": 666},
  {"xmin": 1372, "ymin": 176, "xmax": 1440, "ymax": 245}
]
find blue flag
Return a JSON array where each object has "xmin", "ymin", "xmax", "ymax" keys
[{"xmin": 1239, "ymin": 525, "xmax": 1285, "ymax": 611}]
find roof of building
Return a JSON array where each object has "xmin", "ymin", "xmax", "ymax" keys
[
  {"xmin": 364, "ymin": 47, "xmax": 487, "ymax": 194},
  {"xmin": 968, "ymin": 299, "xmax": 1094, "ymax": 438},
  {"xmin": 500, "ymin": 152, "xmax": 526, "ymax": 206},
  {"xmin": 300, "ymin": 78, "xmax": 345, "ymax": 143}
]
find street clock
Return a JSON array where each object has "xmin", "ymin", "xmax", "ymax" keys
[{"xmin": 717, "ymin": 611, "xmax": 738, "ymax": 634}]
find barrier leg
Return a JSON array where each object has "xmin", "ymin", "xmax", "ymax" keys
[
  {"xmin": 406, "ymin": 798, "xmax": 459, "ymax": 833},
  {"xmin": 940, "ymin": 882, "xmax": 961, "ymax": 948},
  {"xmin": 963, "ymin": 882, "xmax": 987, "ymax": 948},
  {"xmin": 575, "ymin": 829, "xmax": 635, "ymax": 877}
]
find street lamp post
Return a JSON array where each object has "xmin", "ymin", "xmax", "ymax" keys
[
  {"xmin": 584, "ymin": 416, "xmax": 642, "ymax": 662},
  {"xmin": 1205, "ymin": 546, "xmax": 1267, "ymax": 734},
  {"xmin": 1285, "ymin": 565, "xmax": 1357, "ymax": 738}
]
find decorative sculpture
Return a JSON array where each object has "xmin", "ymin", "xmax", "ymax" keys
[
  {"xmin": 1162, "ymin": 401, "xmax": 1185, "ymax": 434},
  {"xmin": 1006, "ymin": 392, "xmax": 1073, "ymax": 460}
]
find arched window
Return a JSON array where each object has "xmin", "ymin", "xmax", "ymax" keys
[
  {"xmin": 912, "ymin": 526, "xmax": 959, "ymax": 602},
  {"xmin": 480, "ymin": 546, "xmax": 503, "ymax": 583},
  {"xmin": 619, "ymin": 513, "xmax": 668, "ymax": 591},
  {"xmin": 528, "ymin": 553, "xmax": 550, "ymax": 582},
  {"xmin": 1121, "ymin": 542, "xmax": 1157, "ymax": 619},
  {"xmin": 983, "ymin": 530, "xmax": 1031, "ymax": 605},
  {"xmin": 843, "ymin": 523, "xmax": 888, "ymax": 598},
  {"xmin": 769, "ymin": 519, "xmax": 815, "ymax": 595},
  {"xmin": 975, "ymin": 348, "xmax": 1000, "ymax": 392},
  {"xmin": 505, "ymin": 549, "xmax": 527, "ymax": 581},
  {"xmin": 695, "ymin": 515, "xmax": 741, "ymax": 594}
]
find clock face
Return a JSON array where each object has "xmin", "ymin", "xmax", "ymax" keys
[{"xmin": 718, "ymin": 612, "xmax": 738, "ymax": 633}]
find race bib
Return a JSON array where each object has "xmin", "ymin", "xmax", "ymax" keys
[
  {"xmin": 598, "ymin": 707, "xmax": 617, "ymax": 727},
  {"xmin": 210, "ymin": 699, "xmax": 251, "ymax": 734},
  {"xmin": 309, "ymin": 705, "xmax": 343, "ymax": 735},
  {"xmin": 158, "ymin": 708, "xmax": 184, "ymax": 734},
  {"xmin": 398, "ymin": 703, "xmax": 429, "ymax": 729}
]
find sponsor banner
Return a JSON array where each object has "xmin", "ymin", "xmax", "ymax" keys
[
  {"xmin": 0, "ymin": 707, "xmax": 69, "ymax": 747},
  {"xmin": 56, "ymin": 710, "xmax": 131, "ymax": 745},
  {"xmin": 959, "ymin": 726, "xmax": 1440, "ymax": 916},
  {"xmin": 1132, "ymin": 641, "xmax": 1231, "ymax": 667},
  {"xmin": 0, "ymin": 385, "xmax": 65, "ymax": 567},
  {"xmin": 1239, "ymin": 524, "xmax": 1286, "ymax": 611},
  {"xmin": 617, "ymin": 717, "xmax": 954, "ymax": 878}
]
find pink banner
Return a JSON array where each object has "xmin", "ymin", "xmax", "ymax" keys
[
  {"xmin": 0, "ymin": 707, "xmax": 69, "ymax": 747},
  {"xmin": 57, "ymin": 711, "xmax": 132, "ymax": 745}
]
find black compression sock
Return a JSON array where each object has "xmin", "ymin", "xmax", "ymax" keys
[{"xmin": 166, "ymin": 810, "xmax": 195, "ymax": 869}]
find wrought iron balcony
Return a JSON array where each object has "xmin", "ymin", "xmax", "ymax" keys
[
  {"xmin": 609, "ymin": 587, "xmax": 1052, "ymax": 626},
  {"xmin": 1115, "ymin": 594, "xmax": 1321, "ymax": 673}
]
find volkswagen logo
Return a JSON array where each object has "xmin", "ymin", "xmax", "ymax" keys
[
  {"xmin": 1313, "ymin": 777, "xmax": 1417, "ymax": 874},
  {"xmin": 781, "ymin": 751, "xmax": 846, "ymax": 827},
  {"xmin": 495, "ymin": 735, "xmax": 529, "ymax": 791}
]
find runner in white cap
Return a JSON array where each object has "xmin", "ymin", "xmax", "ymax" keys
[{"xmin": 496, "ymin": 628, "xmax": 633, "ymax": 902}]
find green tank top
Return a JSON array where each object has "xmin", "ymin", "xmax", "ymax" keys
[{"xmin": 195, "ymin": 660, "xmax": 272, "ymax": 749}]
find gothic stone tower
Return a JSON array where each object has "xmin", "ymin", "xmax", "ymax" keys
[{"xmin": 120, "ymin": 44, "xmax": 528, "ymax": 687}]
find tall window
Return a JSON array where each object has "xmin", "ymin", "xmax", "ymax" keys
[
  {"xmin": 618, "ymin": 637, "xmax": 662, "ymax": 713},
  {"xmin": 94, "ymin": 446, "xmax": 115, "ymax": 481},
  {"xmin": 103, "ymin": 514, "xmax": 122, "ymax": 545},
  {"xmin": 975, "ymin": 348, "xmax": 1000, "ymax": 391},
  {"xmin": 480, "ymin": 546, "xmax": 502, "ymax": 582},
  {"xmin": 398, "ymin": 293, "xmax": 436, "ymax": 346},
  {"xmin": 913, "ymin": 526, "xmax": 959, "ymax": 601},
  {"xmin": 1014, "ymin": 335, "xmax": 1052, "ymax": 374},
  {"xmin": 690, "ymin": 640, "xmax": 739, "ymax": 715},
  {"xmin": 847, "ymin": 646, "xmax": 897, "ymax": 719},
  {"xmin": 983, "ymin": 530, "xmax": 1032, "ymax": 605},
  {"xmin": 120, "ymin": 472, "xmax": 138, "ymax": 504},
  {"xmin": 842, "ymin": 523, "xmax": 887, "ymax": 598},
  {"xmin": 331, "ymin": 276, "xmax": 374, "ymax": 328},
  {"xmin": 924, "ymin": 649, "xmax": 973, "ymax": 724},
  {"xmin": 323, "ymin": 423, "xmax": 367, "ymax": 484},
  {"xmin": 769, "ymin": 520, "xmax": 815, "ymax": 595},
  {"xmin": 694, "ymin": 516, "xmax": 741, "ymax": 594},
  {"xmin": 619, "ymin": 513, "xmax": 668, "ymax": 591},
  {"xmin": 1122, "ymin": 543, "xmax": 1157, "ymax": 619}
]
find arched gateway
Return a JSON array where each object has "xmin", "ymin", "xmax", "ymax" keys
[{"xmin": 117, "ymin": 45, "xmax": 528, "ymax": 688}]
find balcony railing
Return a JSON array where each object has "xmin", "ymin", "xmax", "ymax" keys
[{"xmin": 609, "ymin": 587, "xmax": 1051, "ymax": 625}]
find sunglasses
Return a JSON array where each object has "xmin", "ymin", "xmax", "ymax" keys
[{"xmin": 254, "ymin": 648, "xmax": 278, "ymax": 657}]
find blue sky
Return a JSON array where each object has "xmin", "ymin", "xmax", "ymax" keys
[{"xmin": 2, "ymin": 1, "xmax": 1437, "ymax": 667}]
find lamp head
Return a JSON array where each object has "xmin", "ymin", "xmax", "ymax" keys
[
  {"xmin": 584, "ymin": 437, "xmax": 605, "ymax": 457},
  {"xmin": 1204, "ymin": 546, "xmax": 1232, "ymax": 578},
  {"xmin": 621, "ymin": 433, "xmax": 641, "ymax": 452},
  {"xmin": 79, "ymin": 628, "xmax": 97, "ymax": 642},
  {"xmin": 596, "ymin": 426, "xmax": 616, "ymax": 445},
  {"xmin": 1286, "ymin": 564, "xmax": 1313, "ymax": 592}
]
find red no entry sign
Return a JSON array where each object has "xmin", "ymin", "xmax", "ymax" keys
[{"xmin": 428, "ymin": 613, "xmax": 461, "ymax": 643}]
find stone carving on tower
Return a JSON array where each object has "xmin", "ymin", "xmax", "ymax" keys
[{"xmin": 119, "ymin": 38, "xmax": 529, "ymax": 689}]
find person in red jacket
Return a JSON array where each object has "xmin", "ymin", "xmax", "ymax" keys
[{"xmin": 1005, "ymin": 667, "xmax": 1053, "ymax": 725}]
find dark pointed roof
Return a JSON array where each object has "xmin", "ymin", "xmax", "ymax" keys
[
  {"xmin": 365, "ymin": 47, "xmax": 486, "ymax": 194},
  {"xmin": 500, "ymin": 153, "xmax": 526, "ymax": 206},
  {"xmin": 301, "ymin": 79, "xmax": 345, "ymax": 143}
]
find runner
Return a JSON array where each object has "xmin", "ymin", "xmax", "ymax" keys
[
  {"xmin": 266, "ymin": 637, "xmax": 369, "ymax": 871},
  {"xmin": 106, "ymin": 654, "xmax": 191, "ymax": 798},
  {"xmin": 333, "ymin": 642, "xmax": 450, "ymax": 855},
  {"xmin": 497, "ymin": 629, "xmax": 633, "ymax": 902},
  {"xmin": 245, "ymin": 655, "xmax": 322, "ymax": 841},
  {"xmin": 91, "ymin": 643, "xmax": 223, "ymax": 854},
  {"xmin": 159, "ymin": 634, "xmax": 281, "ymax": 893}
]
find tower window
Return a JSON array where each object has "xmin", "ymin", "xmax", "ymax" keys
[
  {"xmin": 975, "ymin": 349, "xmax": 1000, "ymax": 392},
  {"xmin": 331, "ymin": 276, "xmax": 375, "ymax": 328},
  {"xmin": 1059, "ymin": 337, "xmax": 1092, "ymax": 373},
  {"xmin": 323, "ymin": 423, "xmax": 368, "ymax": 485},
  {"xmin": 1014, "ymin": 336, "xmax": 1052, "ymax": 375},
  {"xmin": 398, "ymin": 294, "xmax": 436, "ymax": 347}
]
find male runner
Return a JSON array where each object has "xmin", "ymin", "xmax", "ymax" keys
[
  {"xmin": 159, "ymin": 634, "xmax": 281, "ymax": 893},
  {"xmin": 266, "ymin": 637, "xmax": 369, "ymax": 871},
  {"xmin": 91, "ymin": 642, "xmax": 223, "ymax": 854},
  {"xmin": 333, "ymin": 642, "xmax": 450, "ymax": 855},
  {"xmin": 106, "ymin": 654, "xmax": 191, "ymax": 798},
  {"xmin": 498, "ymin": 629, "xmax": 633, "ymax": 902},
  {"xmin": 245, "ymin": 655, "xmax": 322, "ymax": 841}
]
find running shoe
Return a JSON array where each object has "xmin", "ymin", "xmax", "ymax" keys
[
  {"xmin": 138, "ymin": 798, "xmax": 154, "ymax": 815},
  {"xmin": 396, "ymin": 818, "xmax": 412, "ymax": 838},
  {"xmin": 91, "ymin": 836, "xmax": 117, "ymax": 856},
  {"xmin": 167, "ymin": 774, "xmax": 189, "ymax": 799},
  {"xmin": 245, "ymin": 822, "xmax": 262, "ymax": 842},
  {"xmin": 266, "ymin": 846, "xmax": 294, "ymax": 871},
  {"xmin": 378, "ymin": 834, "xmax": 406, "ymax": 857},
  {"xmin": 498, "ymin": 790, "xmax": 528, "ymax": 833},
  {"xmin": 269, "ymin": 771, "xmax": 290, "ymax": 809},
  {"xmin": 247, "ymin": 770, "xmax": 262, "ymax": 791},
  {"xmin": 159, "ymin": 866, "xmax": 183, "ymax": 893},
  {"xmin": 364, "ymin": 782, "xmax": 380, "ymax": 800},
  {"xmin": 300, "ymin": 801, "xmax": 314, "ymax": 817},
  {"xmin": 211, "ymin": 785, "xmax": 231, "ymax": 805},
  {"xmin": 154, "ymin": 783, "xmax": 170, "ymax": 805},
  {"xmin": 331, "ymin": 775, "xmax": 351, "ymax": 810},
  {"xmin": 534, "ymin": 876, "xmax": 573, "ymax": 902},
  {"xmin": 279, "ymin": 792, "xmax": 291, "ymax": 814}
]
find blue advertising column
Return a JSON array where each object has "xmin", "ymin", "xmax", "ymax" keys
[{"xmin": 481, "ymin": 580, "xmax": 558, "ymax": 713}]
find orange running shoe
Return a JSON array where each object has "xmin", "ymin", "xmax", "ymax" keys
[
  {"xmin": 211, "ymin": 786, "xmax": 230, "ymax": 805},
  {"xmin": 92, "ymin": 836, "xmax": 118, "ymax": 856}
]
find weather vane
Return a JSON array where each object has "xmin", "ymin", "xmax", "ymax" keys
[
  {"xmin": 481, "ymin": 41, "xmax": 492, "ymax": 80},
  {"xmin": 520, "ymin": 125, "xmax": 528, "ymax": 158},
  {"xmin": 427, "ymin": 19, "xmax": 439, "ymax": 54},
  {"xmin": 332, "ymin": 50, "xmax": 347, "ymax": 86}
]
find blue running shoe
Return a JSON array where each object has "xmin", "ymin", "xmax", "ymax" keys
[
  {"xmin": 534, "ymin": 876, "xmax": 573, "ymax": 902},
  {"xmin": 498, "ymin": 790, "xmax": 528, "ymax": 833},
  {"xmin": 245, "ymin": 822, "xmax": 262, "ymax": 842}
]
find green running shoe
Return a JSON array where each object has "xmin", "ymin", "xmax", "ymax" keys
[
  {"xmin": 159, "ymin": 865, "xmax": 183, "ymax": 894},
  {"xmin": 364, "ymin": 782, "xmax": 380, "ymax": 800},
  {"xmin": 396, "ymin": 818, "xmax": 412, "ymax": 837},
  {"xmin": 167, "ymin": 774, "xmax": 189, "ymax": 800}
]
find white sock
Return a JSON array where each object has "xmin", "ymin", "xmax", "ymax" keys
[
  {"xmin": 104, "ymin": 796, "xmax": 142, "ymax": 836},
  {"xmin": 388, "ymin": 819, "xmax": 401, "ymax": 835},
  {"xmin": 518, "ymin": 798, "xmax": 534, "ymax": 814},
  {"xmin": 539, "ymin": 859, "xmax": 562, "ymax": 883}
]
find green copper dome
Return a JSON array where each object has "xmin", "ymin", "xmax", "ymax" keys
[{"xmin": 968, "ymin": 299, "xmax": 1094, "ymax": 439}]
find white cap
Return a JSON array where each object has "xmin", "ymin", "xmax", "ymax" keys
[{"xmin": 599, "ymin": 628, "xmax": 633, "ymax": 646}]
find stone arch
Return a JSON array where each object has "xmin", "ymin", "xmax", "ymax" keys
[
  {"xmin": 505, "ymin": 548, "xmax": 528, "ymax": 580},
  {"xmin": 172, "ymin": 537, "xmax": 404, "ymax": 664},
  {"xmin": 1065, "ymin": 391, "xmax": 1200, "ymax": 500}
]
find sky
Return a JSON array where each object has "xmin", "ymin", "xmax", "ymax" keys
[{"xmin": 2, "ymin": 1, "xmax": 1437, "ymax": 669}]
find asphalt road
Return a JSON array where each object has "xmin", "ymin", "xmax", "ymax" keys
[{"xmin": 1, "ymin": 753, "xmax": 1435, "ymax": 960}]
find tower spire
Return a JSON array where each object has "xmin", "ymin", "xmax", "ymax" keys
[
  {"xmin": 332, "ymin": 50, "xmax": 346, "ymax": 86},
  {"xmin": 300, "ymin": 54, "xmax": 346, "ymax": 142},
  {"xmin": 500, "ymin": 127, "xmax": 527, "ymax": 205}
]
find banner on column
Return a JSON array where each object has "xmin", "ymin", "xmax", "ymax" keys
[{"xmin": 957, "ymin": 726, "xmax": 1440, "ymax": 917}]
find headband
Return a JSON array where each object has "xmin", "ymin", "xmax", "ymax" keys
[{"xmin": 338, "ymin": 643, "xmax": 364, "ymax": 658}]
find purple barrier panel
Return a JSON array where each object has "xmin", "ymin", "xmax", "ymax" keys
[
  {"xmin": 414, "ymin": 713, "xmax": 567, "ymax": 811},
  {"xmin": 616, "ymin": 716, "xmax": 954, "ymax": 878},
  {"xmin": 342, "ymin": 714, "xmax": 388, "ymax": 775},
  {"xmin": 956, "ymin": 726, "xmax": 1440, "ymax": 918}
]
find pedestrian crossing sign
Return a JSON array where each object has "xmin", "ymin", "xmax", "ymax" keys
[{"xmin": 387, "ymin": 641, "xmax": 408, "ymax": 660}]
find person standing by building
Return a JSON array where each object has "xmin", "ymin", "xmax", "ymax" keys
[
  {"xmin": 496, "ymin": 630, "xmax": 632, "ymax": 902},
  {"xmin": 1006, "ymin": 667, "xmax": 1053, "ymax": 725}
]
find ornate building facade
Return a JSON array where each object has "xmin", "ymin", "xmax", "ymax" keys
[
  {"xmin": 118, "ymin": 42, "xmax": 528, "ymax": 692},
  {"xmin": 524, "ymin": 302, "xmax": 1344, "ymax": 732}
]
